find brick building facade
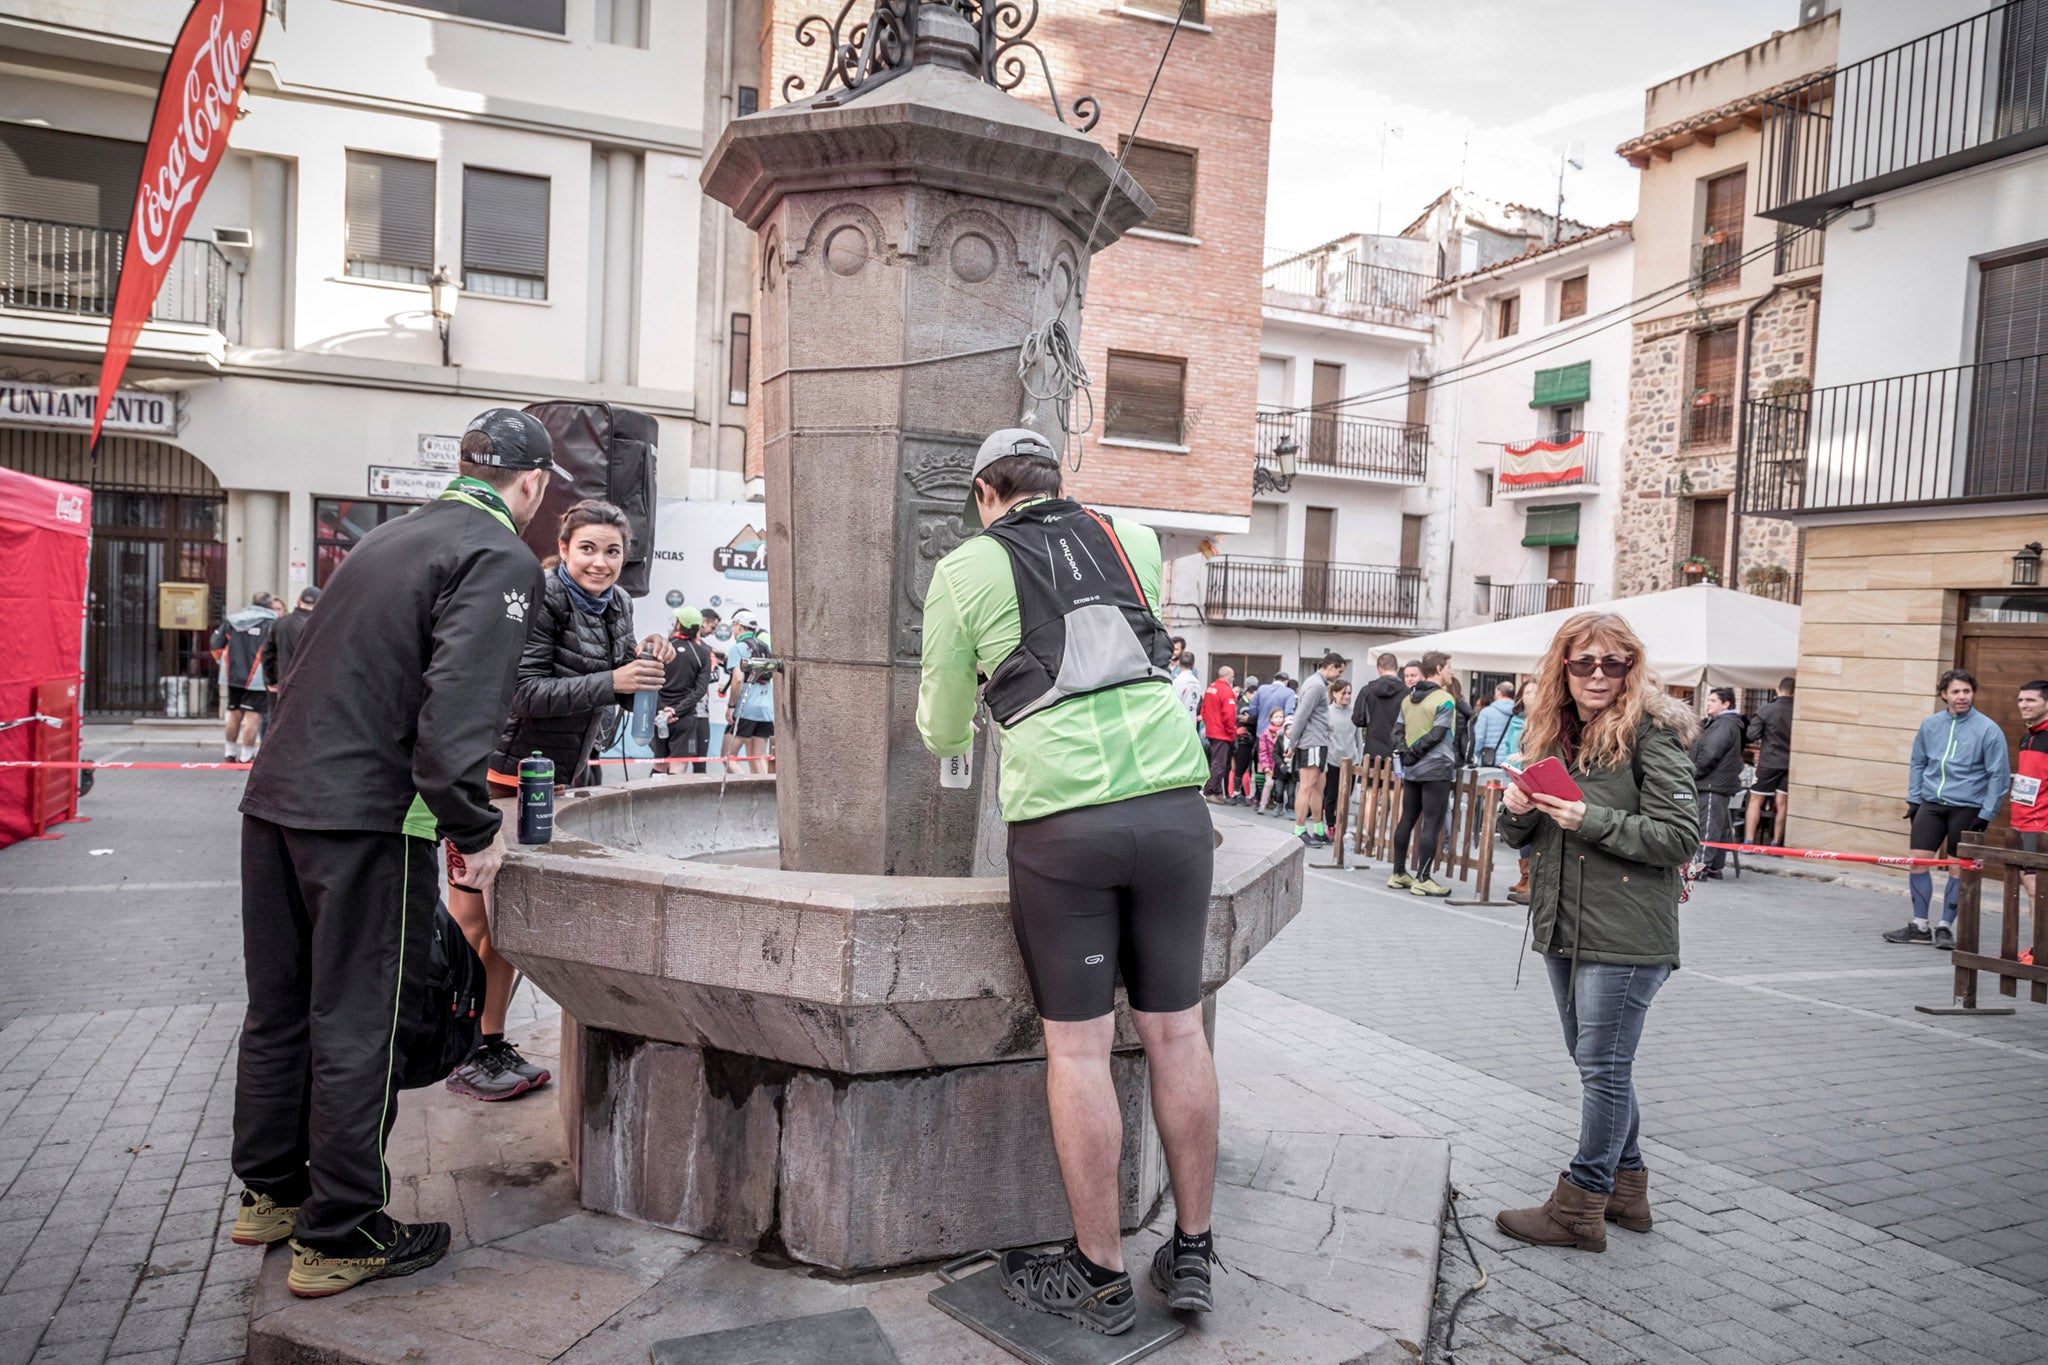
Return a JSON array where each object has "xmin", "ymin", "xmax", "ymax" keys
[{"xmin": 751, "ymin": 0, "xmax": 1274, "ymax": 552}]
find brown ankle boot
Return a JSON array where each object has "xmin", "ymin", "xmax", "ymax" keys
[
  {"xmin": 1507, "ymin": 869, "xmax": 1530, "ymax": 904},
  {"xmin": 1496, "ymin": 1174, "xmax": 1607, "ymax": 1252},
  {"xmin": 1607, "ymin": 1167, "xmax": 1651, "ymax": 1232}
]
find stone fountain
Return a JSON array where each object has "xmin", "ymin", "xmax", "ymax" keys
[{"xmin": 488, "ymin": 1, "xmax": 1305, "ymax": 1276}]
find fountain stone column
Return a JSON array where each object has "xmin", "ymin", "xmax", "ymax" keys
[{"xmin": 702, "ymin": 2, "xmax": 1151, "ymax": 876}]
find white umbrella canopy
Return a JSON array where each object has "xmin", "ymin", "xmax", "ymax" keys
[{"xmin": 1375, "ymin": 584, "xmax": 1801, "ymax": 691}]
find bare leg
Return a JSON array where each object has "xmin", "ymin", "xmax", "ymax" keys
[
  {"xmin": 238, "ymin": 711, "xmax": 263, "ymax": 751},
  {"xmin": 1041, "ymin": 1014, "xmax": 1125, "ymax": 1271},
  {"xmin": 1130, "ymin": 1004, "xmax": 1217, "ymax": 1236},
  {"xmin": 1772, "ymin": 796, "xmax": 1788, "ymax": 848},
  {"xmin": 447, "ymin": 884, "xmax": 515, "ymax": 1036},
  {"xmin": 1295, "ymin": 768, "xmax": 1324, "ymax": 829},
  {"xmin": 224, "ymin": 708, "xmax": 240, "ymax": 752},
  {"xmin": 1744, "ymin": 792, "xmax": 1764, "ymax": 845}
]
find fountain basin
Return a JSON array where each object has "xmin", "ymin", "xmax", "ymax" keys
[{"xmin": 492, "ymin": 774, "xmax": 1303, "ymax": 1271}]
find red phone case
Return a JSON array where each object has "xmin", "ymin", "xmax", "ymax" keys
[{"xmin": 1506, "ymin": 756, "xmax": 1584, "ymax": 803}]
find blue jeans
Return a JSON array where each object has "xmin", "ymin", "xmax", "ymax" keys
[{"xmin": 1544, "ymin": 956, "xmax": 1670, "ymax": 1196}]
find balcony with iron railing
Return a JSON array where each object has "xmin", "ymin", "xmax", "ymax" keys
[
  {"xmin": 1739, "ymin": 352, "xmax": 2048, "ymax": 517},
  {"xmin": 1, "ymin": 214, "xmax": 231, "ymax": 335},
  {"xmin": 1255, "ymin": 407, "xmax": 1428, "ymax": 484},
  {"xmin": 1773, "ymin": 222, "xmax": 1825, "ymax": 276},
  {"xmin": 1684, "ymin": 395, "xmax": 1737, "ymax": 448},
  {"xmin": 1759, "ymin": 1, "xmax": 2048, "ymax": 225},
  {"xmin": 1204, "ymin": 556, "xmax": 1422, "ymax": 629},
  {"xmin": 1262, "ymin": 246, "xmax": 1444, "ymax": 328},
  {"xmin": 1489, "ymin": 580, "xmax": 1594, "ymax": 620},
  {"xmin": 1490, "ymin": 430, "xmax": 1602, "ymax": 498}
]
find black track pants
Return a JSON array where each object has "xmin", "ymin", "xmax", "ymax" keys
[
  {"xmin": 1394, "ymin": 778, "xmax": 1453, "ymax": 879},
  {"xmin": 233, "ymin": 816, "xmax": 437, "ymax": 1249}
]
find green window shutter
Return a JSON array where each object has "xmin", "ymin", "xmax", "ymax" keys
[
  {"xmin": 1529, "ymin": 360, "xmax": 1592, "ymax": 409},
  {"xmin": 1522, "ymin": 503, "xmax": 1580, "ymax": 547}
]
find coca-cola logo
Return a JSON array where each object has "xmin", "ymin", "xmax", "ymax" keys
[{"xmin": 134, "ymin": 13, "xmax": 254, "ymax": 268}]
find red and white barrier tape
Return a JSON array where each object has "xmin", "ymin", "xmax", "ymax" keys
[
  {"xmin": 1700, "ymin": 841, "xmax": 1980, "ymax": 871},
  {"xmin": 0, "ymin": 755, "xmax": 772, "ymax": 772}
]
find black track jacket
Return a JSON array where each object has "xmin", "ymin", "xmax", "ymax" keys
[{"xmin": 240, "ymin": 496, "xmax": 543, "ymax": 853}]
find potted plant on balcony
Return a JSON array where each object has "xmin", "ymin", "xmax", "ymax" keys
[
  {"xmin": 1690, "ymin": 387, "xmax": 1719, "ymax": 408},
  {"xmin": 1679, "ymin": 555, "xmax": 1720, "ymax": 585},
  {"xmin": 1742, "ymin": 563, "xmax": 1791, "ymax": 598}
]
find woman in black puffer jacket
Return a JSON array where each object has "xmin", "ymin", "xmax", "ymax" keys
[{"xmin": 447, "ymin": 499, "xmax": 670, "ymax": 1104}]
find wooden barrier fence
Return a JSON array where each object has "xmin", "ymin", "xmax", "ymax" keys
[
  {"xmin": 1921, "ymin": 829, "xmax": 2048, "ymax": 1016},
  {"xmin": 1326, "ymin": 756, "xmax": 1505, "ymax": 902}
]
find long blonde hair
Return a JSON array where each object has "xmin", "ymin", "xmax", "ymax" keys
[{"xmin": 1520, "ymin": 612, "xmax": 1697, "ymax": 771}]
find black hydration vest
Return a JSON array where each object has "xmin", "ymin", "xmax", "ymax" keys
[{"xmin": 979, "ymin": 498, "xmax": 1174, "ymax": 727}]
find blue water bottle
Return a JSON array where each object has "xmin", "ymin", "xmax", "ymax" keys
[
  {"xmin": 517, "ymin": 753, "xmax": 554, "ymax": 844},
  {"xmin": 630, "ymin": 642, "xmax": 658, "ymax": 744}
]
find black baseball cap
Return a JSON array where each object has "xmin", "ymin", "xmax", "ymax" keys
[{"xmin": 462, "ymin": 408, "xmax": 556, "ymax": 471}]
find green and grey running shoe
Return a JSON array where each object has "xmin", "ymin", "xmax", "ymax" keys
[
  {"xmin": 998, "ymin": 1245, "xmax": 1136, "ymax": 1336},
  {"xmin": 1386, "ymin": 872, "xmax": 1413, "ymax": 890},
  {"xmin": 1150, "ymin": 1237, "xmax": 1220, "ymax": 1312}
]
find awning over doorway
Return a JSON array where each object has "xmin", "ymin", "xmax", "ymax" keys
[{"xmin": 1377, "ymin": 583, "xmax": 1801, "ymax": 690}]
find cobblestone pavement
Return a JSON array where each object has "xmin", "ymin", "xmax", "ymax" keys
[
  {"xmin": 5, "ymin": 755, "xmax": 2048, "ymax": 1364},
  {"xmin": 0, "ymin": 745, "xmax": 543, "ymax": 1365},
  {"xmin": 1227, "ymin": 810, "xmax": 2048, "ymax": 1365}
]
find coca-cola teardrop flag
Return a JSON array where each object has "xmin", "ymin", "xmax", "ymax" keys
[{"xmin": 90, "ymin": 0, "xmax": 265, "ymax": 450}]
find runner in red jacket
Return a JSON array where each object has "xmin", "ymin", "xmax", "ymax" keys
[
  {"xmin": 1200, "ymin": 666, "xmax": 1238, "ymax": 798},
  {"xmin": 2012, "ymin": 681, "xmax": 2048, "ymax": 937}
]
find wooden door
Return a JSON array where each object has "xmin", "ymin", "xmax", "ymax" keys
[
  {"xmin": 1304, "ymin": 506, "xmax": 1334, "ymax": 612},
  {"xmin": 1689, "ymin": 495, "xmax": 1729, "ymax": 578},
  {"xmin": 1546, "ymin": 543, "xmax": 1579, "ymax": 610},
  {"xmin": 1309, "ymin": 362, "xmax": 1342, "ymax": 465},
  {"xmin": 1959, "ymin": 590, "xmax": 2048, "ymax": 829}
]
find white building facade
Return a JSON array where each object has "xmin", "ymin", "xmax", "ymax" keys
[
  {"xmin": 1432, "ymin": 224, "xmax": 1632, "ymax": 631},
  {"xmin": 1165, "ymin": 233, "xmax": 1446, "ymax": 682},
  {"xmin": 0, "ymin": 0, "xmax": 757, "ymax": 715}
]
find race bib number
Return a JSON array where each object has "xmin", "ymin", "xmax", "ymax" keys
[{"xmin": 2013, "ymin": 774, "xmax": 2042, "ymax": 808}]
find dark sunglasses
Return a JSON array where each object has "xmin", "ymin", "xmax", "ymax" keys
[{"xmin": 1566, "ymin": 655, "xmax": 1635, "ymax": 680}]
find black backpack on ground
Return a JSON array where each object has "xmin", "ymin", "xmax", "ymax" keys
[{"xmin": 400, "ymin": 899, "xmax": 487, "ymax": 1089}]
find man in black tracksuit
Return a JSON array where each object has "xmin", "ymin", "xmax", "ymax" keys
[
  {"xmin": 1690, "ymin": 687, "xmax": 1745, "ymax": 878},
  {"xmin": 261, "ymin": 586, "xmax": 321, "ymax": 695},
  {"xmin": 230, "ymin": 409, "xmax": 553, "ymax": 1299},
  {"xmin": 1350, "ymin": 653, "xmax": 1409, "ymax": 857}
]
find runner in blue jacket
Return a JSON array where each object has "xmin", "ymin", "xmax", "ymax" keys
[{"xmin": 1883, "ymin": 670, "xmax": 2009, "ymax": 948}]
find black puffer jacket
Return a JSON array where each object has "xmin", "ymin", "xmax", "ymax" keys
[{"xmin": 488, "ymin": 568, "xmax": 637, "ymax": 784}]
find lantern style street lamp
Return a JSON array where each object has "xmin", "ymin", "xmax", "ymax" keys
[
  {"xmin": 1254, "ymin": 433, "xmax": 1299, "ymax": 496},
  {"xmin": 429, "ymin": 265, "xmax": 459, "ymax": 367},
  {"xmin": 2013, "ymin": 541, "xmax": 2043, "ymax": 588}
]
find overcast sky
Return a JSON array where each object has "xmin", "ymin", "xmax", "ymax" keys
[{"xmin": 1265, "ymin": 0, "xmax": 1807, "ymax": 249}]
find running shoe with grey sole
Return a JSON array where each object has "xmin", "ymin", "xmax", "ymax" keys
[
  {"xmin": 1150, "ymin": 1239, "xmax": 1219, "ymax": 1312},
  {"xmin": 999, "ymin": 1245, "xmax": 1136, "ymax": 1336},
  {"xmin": 444, "ymin": 1040, "xmax": 547, "ymax": 1101}
]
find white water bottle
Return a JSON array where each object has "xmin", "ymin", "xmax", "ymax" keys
[{"xmin": 939, "ymin": 748, "xmax": 973, "ymax": 789}]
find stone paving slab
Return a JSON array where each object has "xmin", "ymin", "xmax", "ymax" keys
[{"xmin": 243, "ymin": 1005, "xmax": 1445, "ymax": 1364}]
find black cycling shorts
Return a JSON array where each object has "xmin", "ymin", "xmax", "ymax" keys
[
  {"xmin": 1910, "ymin": 802, "xmax": 1980, "ymax": 856},
  {"xmin": 1005, "ymin": 786, "xmax": 1214, "ymax": 1022}
]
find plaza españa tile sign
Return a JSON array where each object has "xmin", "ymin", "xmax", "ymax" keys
[
  {"xmin": 0, "ymin": 380, "xmax": 179, "ymax": 436},
  {"xmin": 417, "ymin": 434, "xmax": 461, "ymax": 470}
]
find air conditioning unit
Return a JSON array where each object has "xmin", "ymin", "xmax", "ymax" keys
[
  {"xmin": 1798, "ymin": 0, "xmax": 1838, "ymax": 24},
  {"xmin": 213, "ymin": 226, "xmax": 254, "ymax": 249}
]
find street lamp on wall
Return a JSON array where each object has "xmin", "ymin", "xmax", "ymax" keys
[
  {"xmin": 429, "ymin": 265, "xmax": 458, "ymax": 367},
  {"xmin": 2014, "ymin": 541, "xmax": 2043, "ymax": 588},
  {"xmin": 1254, "ymin": 433, "xmax": 1299, "ymax": 496}
]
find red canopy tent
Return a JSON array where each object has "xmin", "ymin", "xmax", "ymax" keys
[{"xmin": 0, "ymin": 467, "xmax": 91, "ymax": 848}]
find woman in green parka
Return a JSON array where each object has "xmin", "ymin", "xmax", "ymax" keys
[{"xmin": 1495, "ymin": 612, "xmax": 1699, "ymax": 1253}]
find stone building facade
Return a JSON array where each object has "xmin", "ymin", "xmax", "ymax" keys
[
  {"xmin": 1610, "ymin": 14, "xmax": 1837, "ymax": 609},
  {"xmin": 1617, "ymin": 283, "xmax": 1817, "ymax": 599}
]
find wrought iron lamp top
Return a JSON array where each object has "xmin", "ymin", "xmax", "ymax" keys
[{"xmin": 782, "ymin": 0, "xmax": 1101, "ymax": 132}]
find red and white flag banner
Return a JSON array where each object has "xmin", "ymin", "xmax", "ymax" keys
[
  {"xmin": 1500, "ymin": 432, "xmax": 1587, "ymax": 487},
  {"xmin": 90, "ymin": 0, "xmax": 265, "ymax": 449}
]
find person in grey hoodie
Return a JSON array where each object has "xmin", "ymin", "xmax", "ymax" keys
[
  {"xmin": 1285, "ymin": 653, "xmax": 1347, "ymax": 846},
  {"xmin": 1883, "ymin": 669, "xmax": 2010, "ymax": 948},
  {"xmin": 1322, "ymin": 678, "xmax": 1361, "ymax": 835}
]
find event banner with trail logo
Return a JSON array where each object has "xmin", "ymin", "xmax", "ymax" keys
[{"xmin": 91, "ymin": 0, "xmax": 265, "ymax": 448}]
